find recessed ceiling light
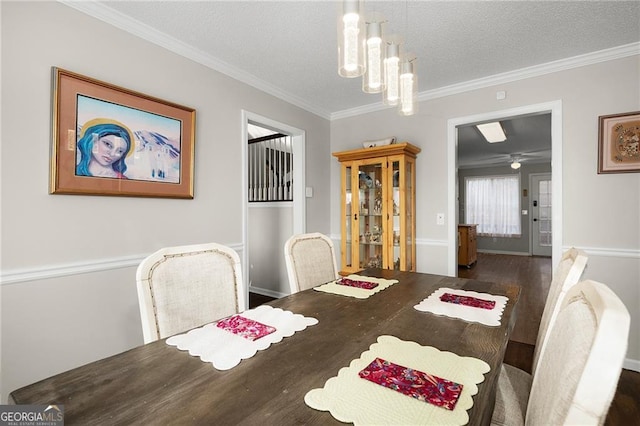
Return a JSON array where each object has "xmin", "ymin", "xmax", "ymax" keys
[{"xmin": 476, "ymin": 122, "xmax": 507, "ymax": 143}]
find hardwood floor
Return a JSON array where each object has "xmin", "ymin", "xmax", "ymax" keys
[
  {"xmin": 459, "ymin": 252, "xmax": 639, "ymax": 425},
  {"xmin": 458, "ymin": 252, "xmax": 552, "ymax": 345},
  {"xmin": 249, "ymin": 254, "xmax": 640, "ymax": 424}
]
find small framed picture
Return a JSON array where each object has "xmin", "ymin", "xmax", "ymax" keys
[
  {"xmin": 50, "ymin": 67, "xmax": 196, "ymax": 198},
  {"xmin": 598, "ymin": 111, "xmax": 640, "ymax": 174}
]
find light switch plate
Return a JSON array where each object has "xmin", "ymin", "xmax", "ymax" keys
[{"xmin": 437, "ymin": 213, "xmax": 445, "ymax": 225}]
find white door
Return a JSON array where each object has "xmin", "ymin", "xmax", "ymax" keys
[{"xmin": 531, "ymin": 173, "xmax": 552, "ymax": 256}]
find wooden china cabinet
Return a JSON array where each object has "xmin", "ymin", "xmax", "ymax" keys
[{"xmin": 333, "ymin": 143, "xmax": 421, "ymax": 275}]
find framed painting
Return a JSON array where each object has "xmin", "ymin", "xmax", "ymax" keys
[
  {"xmin": 598, "ymin": 111, "xmax": 640, "ymax": 174},
  {"xmin": 50, "ymin": 67, "xmax": 196, "ymax": 198}
]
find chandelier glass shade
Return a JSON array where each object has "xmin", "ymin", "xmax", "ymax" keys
[
  {"xmin": 383, "ymin": 40, "xmax": 401, "ymax": 105},
  {"xmin": 338, "ymin": 0, "xmax": 365, "ymax": 78},
  {"xmin": 399, "ymin": 57, "xmax": 417, "ymax": 116},
  {"xmin": 362, "ymin": 20, "xmax": 385, "ymax": 93},
  {"xmin": 338, "ymin": 1, "xmax": 417, "ymax": 115}
]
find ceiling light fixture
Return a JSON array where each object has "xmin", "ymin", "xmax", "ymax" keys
[
  {"xmin": 399, "ymin": 56, "xmax": 417, "ymax": 116},
  {"xmin": 338, "ymin": 0, "xmax": 417, "ymax": 116},
  {"xmin": 338, "ymin": 0, "xmax": 365, "ymax": 78},
  {"xmin": 363, "ymin": 17, "xmax": 385, "ymax": 93},
  {"xmin": 477, "ymin": 122, "xmax": 507, "ymax": 143},
  {"xmin": 383, "ymin": 39, "xmax": 401, "ymax": 105},
  {"xmin": 511, "ymin": 160, "xmax": 522, "ymax": 169}
]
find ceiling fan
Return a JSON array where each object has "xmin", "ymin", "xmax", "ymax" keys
[{"xmin": 479, "ymin": 149, "xmax": 551, "ymax": 169}]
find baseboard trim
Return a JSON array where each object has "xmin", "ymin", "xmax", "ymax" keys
[
  {"xmin": 624, "ymin": 358, "xmax": 640, "ymax": 373},
  {"xmin": 249, "ymin": 286, "xmax": 287, "ymax": 299},
  {"xmin": 477, "ymin": 249, "xmax": 531, "ymax": 256}
]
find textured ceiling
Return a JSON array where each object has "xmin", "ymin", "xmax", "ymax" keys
[
  {"xmin": 457, "ymin": 114, "xmax": 552, "ymax": 169},
  {"xmin": 83, "ymin": 1, "xmax": 640, "ymax": 117},
  {"xmin": 66, "ymin": 1, "xmax": 639, "ymax": 167}
]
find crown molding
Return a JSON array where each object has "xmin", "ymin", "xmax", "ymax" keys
[
  {"xmin": 59, "ymin": 1, "xmax": 333, "ymax": 120},
  {"xmin": 331, "ymin": 42, "xmax": 640, "ymax": 120},
  {"xmin": 59, "ymin": 2, "xmax": 637, "ymax": 122}
]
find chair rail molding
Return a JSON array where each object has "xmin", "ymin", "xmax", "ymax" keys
[{"xmin": 1, "ymin": 243, "xmax": 245, "ymax": 286}]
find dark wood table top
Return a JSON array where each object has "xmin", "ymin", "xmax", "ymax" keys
[{"xmin": 10, "ymin": 269, "xmax": 520, "ymax": 425}]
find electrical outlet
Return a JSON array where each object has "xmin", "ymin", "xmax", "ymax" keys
[{"xmin": 436, "ymin": 213, "xmax": 445, "ymax": 225}]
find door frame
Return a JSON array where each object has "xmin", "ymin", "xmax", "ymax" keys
[
  {"xmin": 447, "ymin": 100, "xmax": 563, "ymax": 276},
  {"xmin": 242, "ymin": 110, "xmax": 306, "ymax": 303}
]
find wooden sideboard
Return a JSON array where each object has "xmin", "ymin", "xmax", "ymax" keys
[{"xmin": 458, "ymin": 224, "xmax": 478, "ymax": 268}]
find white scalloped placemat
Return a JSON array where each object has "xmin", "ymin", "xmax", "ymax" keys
[
  {"xmin": 414, "ymin": 287, "xmax": 508, "ymax": 327},
  {"xmin": 304, "ymin": 335, "xmax": 490, "ymax": 425},
  {"xmin": 313, "ymin": 274, "xmax": 399, "ymax": 299},
  {"xmin": 166, "ymin": 305, "xmax": 318, "ymax": 370}
]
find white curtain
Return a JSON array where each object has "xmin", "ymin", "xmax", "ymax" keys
[{"xmin": 465, "ymin": 175, "xmax": 521, "ymax": 237}]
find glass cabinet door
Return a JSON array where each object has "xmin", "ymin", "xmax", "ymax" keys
[
  {"xmin": 356, "ymin": 161, "xmax": 384, "ymax": 270},
  {"xmin": 404, "ymin": 158, "xmax": 415, "ymax": 271},
  {"xmin": 390, "ymin": 156, "xmax": 415, "ymax": 271},
  {"xmin": 391, "ymin": 160, "xmax": 401, "ymax": 270},
  {"xmin": 344, "ymin": 164, "xmax": 353, "ymax": 270}
]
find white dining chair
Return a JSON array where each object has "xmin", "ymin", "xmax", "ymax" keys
[
  {"xmin": 532, "ymin": 247, "xmax": 588, "ymax": 375},
  {"xmin": 491, "ymin": 279, "xmax": 629, "ymax": 426},
  {"xmin": 136, "ymin": 242, "xmax": 246, "ymax": 343},
  {"xmin": 284, "ymin": 232, "xmax": 339, "ymax": 294}
]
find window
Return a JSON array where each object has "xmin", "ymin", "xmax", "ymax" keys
[{"xmin": 465, "ymin": 175, "xmax": 521, "ymax": 237}]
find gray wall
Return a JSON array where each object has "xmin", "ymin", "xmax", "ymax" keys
[
  {"xmin": 458, "ymin": 163, "xmax": 552, "ymax": 254},
  {"xmin": 330, "ymin": 56, "xmax": 639, "ymax": 367},
  {"xmin": 2, "ymin": 0, "xmax": 639, "ymax": 402},
  {"xmin": 0, "ymin": 2, "xmax": 331, "ymax": 401}
]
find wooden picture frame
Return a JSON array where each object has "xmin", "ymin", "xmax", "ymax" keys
[
  {"xmin": 598, "ymin": 111, "xmax": 640, "ymax": 174},
  {"xmin": 50, "ymin": 67, "xmax": 196, "ymax": 198}
]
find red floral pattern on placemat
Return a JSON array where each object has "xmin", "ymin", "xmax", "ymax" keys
[
  {"xmin": 439, "ymin": 293, "xmax": 496, "ymax": 310},
  {"xmin": 216, "ymin": 315, "xmax": 276, "ymax": 340},
  {"xmin": 337, "ymin": 278, "xmax": 379, "ymax": 290},
  {"xmin": 358, "ymin": 357, "xmax": 463, "ymax": 410}
]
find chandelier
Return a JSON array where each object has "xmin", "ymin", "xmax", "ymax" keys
[{"xmin": 338, "ymin": 0, "xmax": 417, "ymax": 116}]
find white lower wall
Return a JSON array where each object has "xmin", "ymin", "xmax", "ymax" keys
[
  {"xmin": 2, "ymin": 241, "xmax": 638, "ymax": 402},
  {"xmin": 1, "ymin": 246, "xmax": 246, "ymax": 402},
  {"xmin": 248, "ymin": 203, "xmax": 293, "ymax": 297},
  {"xmin": 579, "ymin": 248, "xmax": 640, "ymax": 372},
  {"xmin": 2, "ymin": 266, "xmax": 142, "ymax": 403}
]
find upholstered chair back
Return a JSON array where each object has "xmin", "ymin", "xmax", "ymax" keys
[
  {"xmin": 532, "ymin": 247, "xmax": 588, "ymax": 374},
  {"xmin": 136, "ymin": 242, "xmax": 245, "ymax": 343},
  {"xmin": 284, "ymin": 232, "xmax": 339, "ymax": 293}
]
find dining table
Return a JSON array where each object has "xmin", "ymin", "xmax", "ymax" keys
[{"xmin": 9, "ymin": 268, "xmax": 520, "ymax": 425}]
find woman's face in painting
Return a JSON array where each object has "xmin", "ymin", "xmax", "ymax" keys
[{"xmin": 92, "ymin": 134, "xmax": 128, "ymax": 167}]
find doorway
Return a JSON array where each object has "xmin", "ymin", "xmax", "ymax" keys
[
  {"xmin": 447, "ymin": 101, "xmax": 563, "ymax": 276},
  {"xmin": 242, "ymin": 111, "xmax": 305, "ymax": 303}
]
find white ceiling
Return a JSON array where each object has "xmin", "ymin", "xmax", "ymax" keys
[
  {"xmin": 65, "ymin": 1, "xmax": 639, "ymax": 166},
  {"xmin": 457, "ymin": 113, "xmax": 552, "ymax": 169}
]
